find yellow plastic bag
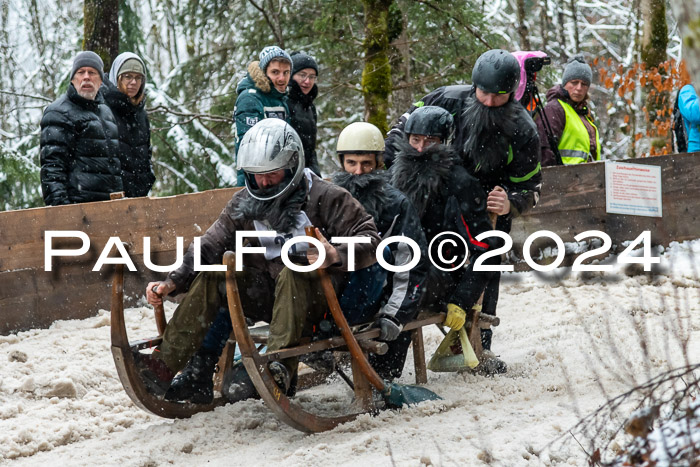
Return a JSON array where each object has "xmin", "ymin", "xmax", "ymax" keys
[{"xmin": 427, "ymin": 327, "xmax": 479, "ymax": 372}]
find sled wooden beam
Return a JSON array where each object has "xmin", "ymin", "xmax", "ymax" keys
[
  {"xmin": 412, "ymin": 328, "xmax": 428, "ymax": 385},
  {"xmin": 255, "ymin": 312, "xmax": 445, "ymax": 364},
  {"xmin": 223, "ymin": 251, "xmax": 360, "ymax": 433},
  {"xmin": 110, "ymin": 264, "xmax": 226, "ymax": 419}
]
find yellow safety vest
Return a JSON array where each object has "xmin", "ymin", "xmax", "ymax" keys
[{"xmin": 557, "ymin": 99, "xmax": 601, "ymax": 165}]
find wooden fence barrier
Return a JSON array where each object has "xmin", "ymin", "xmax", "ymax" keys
[{"xmin": 1, "ymin": 153, "xmax": 698, "ymax": 334}]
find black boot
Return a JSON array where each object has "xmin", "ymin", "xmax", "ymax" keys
[
  {"xmin": 222, "ymin": 361, "xmax": 292, "ymax": 403},
  {"xmin": 477, "ymin": 329, "xmax": 507, "ymax": 375},
  {"xmin": 164, "ymin": 349, "xmax": 218, "ymax": 404},
  {"xmin": 222, "ymin": 362, "xmax": 260, "ymax": 403},
  {"xmin": 132, "ymin": 350, "xmax": 175, "ymax": 397}
]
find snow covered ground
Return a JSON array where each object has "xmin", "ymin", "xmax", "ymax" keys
[{"xmin": 1, "ymin": 240, "xmax": 698, "ymax": 466}]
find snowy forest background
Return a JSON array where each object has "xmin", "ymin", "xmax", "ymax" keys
[{"xmin": 0, "ymin": 0, "xmax": 696, "ymax": 211}]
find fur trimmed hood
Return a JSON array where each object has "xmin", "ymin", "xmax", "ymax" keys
[
  {"xmin": 236, "ymin": 61, "xmax": 288, "ymax": 97},
  {"xmin": 389, "ymin": 138, "xmax": 458, "ymax": 217},
  {"xmin": 331, "ymin": 171, "xmax": 391, "ymax": 222},
  {"xmin": 247, "ymin": 61, "xmax": 271, "ymax": 93},
  {"xmin": 230, "ymin": 177, "xmax": 308, "ymax": 232}
]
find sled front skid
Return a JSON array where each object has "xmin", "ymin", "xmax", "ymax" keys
[
  {"xmin": 110, "ymin": 264, "xmax": 224, "ymax": 419},
  {"xmin": 224, "ymin": 251, "xmax": 362, "ymax": 433}
]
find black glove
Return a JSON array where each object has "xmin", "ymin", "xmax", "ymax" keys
[{"xmin": 374, "ymin": 316, "xmax": 402, "ymax": 342}]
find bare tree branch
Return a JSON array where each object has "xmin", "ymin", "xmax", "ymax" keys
[
  {"xmin": 248, "ymin": 0, "xmax": 285, "ymax": 47},
  {"xmin": 147, "ymin": 105, "xmax": 233, "ymax": 124},
  {"xmin": 416, "ymin": 0, "xmax": 492, "ymax": 49},
  {"xmin": 0, "ymin": 90, "xmax": 52, "ymax": 102}
]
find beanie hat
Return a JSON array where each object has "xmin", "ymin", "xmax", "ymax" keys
[
  {"xmin": 291, "ymin": 52, "xmax": 319, "ymax": 76},
  {"xmin": 71, "ymin": 51, "xmax": 105, "ymax": 80},
  {"xmin": 259, "ymin": 46, "xmax": 292, "ymax": 72},
  {"xmin": 561, "ymin": 55, "xmax": 592, "ymax": 86},
  {"xmin": 118, "ymin": 58, "xmax": 145, "ymax": 77}
]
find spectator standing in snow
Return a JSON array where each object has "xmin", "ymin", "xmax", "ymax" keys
[
  {"xmin": 385, "ymin": 49, "xmax": 542, "ymax": 373},
  {"xmin": 536, "ymin": 55, "xmax": 601, "ymax": 166},
  {"xmin": 233, "ymin": 45, "xmax": 292, "ymax": 186},
  {"xmin": 288, "ymin": 52, "xmax": 322, "ymax": 176},
  {"xmin": 678, "ymin": 84, "xmax": 700, "ymax": 153},
  {"xmin": 40, "ymin": 51, "xmax": 122, "ymax": 205},
  {"xmin": 103, "ymin": 52, "xmax": 155, "ymax": 197}
]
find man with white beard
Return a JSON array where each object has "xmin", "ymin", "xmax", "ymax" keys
[
  {"xmin": 385, "ymin": 49, "xmax": 542, "ymax": 374},
  {"xmin": 40, "ymin": 51, "xmax": 122, "ymax": 205}
]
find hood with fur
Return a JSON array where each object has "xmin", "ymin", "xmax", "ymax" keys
[
  {"xmin": 332, "ymin": 170, "xmax": 391, "ymax": 222},
  {"xmin": 230, "ymin": 177, "xmax": 308, "ymax": 232},
  {"xmin": 236, "ymin": 61, "xmax": 287, "ymax": 97}
]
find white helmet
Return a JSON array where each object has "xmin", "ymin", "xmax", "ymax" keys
[
  {"xmin": 336, "ymin": 122, "xmax": 385, "ymax": 166},
  {"xmin": 236, "ymin": 119, "xmax": 305, "ymax": 201}
]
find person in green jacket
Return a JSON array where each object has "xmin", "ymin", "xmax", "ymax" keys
[
  {"xmin": 234, "ymin": 46, "xmax": 292, "ymax": 185},
  {"xmin": 536, "ymin": 55, "xmax": 601, "ymax": 166}
]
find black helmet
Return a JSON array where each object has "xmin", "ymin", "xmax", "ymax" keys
[
  {"xmin": 405, "ymin": 106, "xmax": 455, "ymax": 145},
  {"xmin": 472, "ymin": 49, "xmax": 520, "ymax": 94}
]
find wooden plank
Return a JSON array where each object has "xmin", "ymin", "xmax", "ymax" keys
[
  {"xmin": 0, "ymin": 188, "xmax": 240, "ymax": 271},
  {"xmin": 411, "ymin": 328, "xmax": 427, "ymax": 385},
  {"xmin": 509, "ymin": 153, "xmax": 700, "ymax": 270},
  {"xmin": 0, "ymin": 190, "xmax": 238, "ymax": 335},
  {"xmin": 1, "ymin": 153, "xmax": 699, "ymax": 335},
  {"xmin": 351, "ymin": 351, "xmax": 375, "ymax": 412}
]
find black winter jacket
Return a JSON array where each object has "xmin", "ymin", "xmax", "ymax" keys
[
  {"xmin": 385, "ymin": 85, "xmax": 541, "ymax": 221},
  {"xmin": 40, "ymin": 84, "xmax": 122, "ymax": 205},
  {"xmin": 332, "ymin": 171, "xmax": 428, "ymax": 324},
  {"xmin": 103, "ymin": 81, "xmax": 155, "ymax": 197},
  {"xmin": 288, "ymin": 80, "xmax": 321, "ymax": 176}
]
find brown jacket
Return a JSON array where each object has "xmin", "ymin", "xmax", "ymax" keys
[
  {"xmin": 537, "ymin": 84, "xmax": 598, "ymax": 166},
  {"xmin": 167, "ymin": 172, "xmax": 380, "ymax": 295}
]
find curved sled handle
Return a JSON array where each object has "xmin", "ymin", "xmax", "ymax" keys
[
  {"xmin": 305, "ymin": 226, "xmax": 386, "ymax": 392},
  {"xmin": 151, "ymin": 285, "xmax": 167, "ymax": 336}
]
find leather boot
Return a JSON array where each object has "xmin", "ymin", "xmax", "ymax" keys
[{"xmin": 164, "ymin": 349, "xmax": 218, "ymax": 404}]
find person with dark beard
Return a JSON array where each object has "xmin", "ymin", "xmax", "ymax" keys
[
  {"xmin": 385, "ymin": 51, "xmax": 541, "ymax": 373},
  {"xmin": 330, "ymin": 122, "xmax": 428, "ymax": 380},
  {"xmin": 384, "ymin": 50, "xmax": 541, "ymax": 222},
  {"xmin": 390, "ymin": 103, "xmax": 517, "ymax": 375},
  {"xmin": 135, "ymin": 119, "xmax": 380, "ymax": 403}
]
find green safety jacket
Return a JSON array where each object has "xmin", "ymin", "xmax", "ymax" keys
[{"xmin": 557, "ymin": 99, "xmax": 601, "ymax": 165}]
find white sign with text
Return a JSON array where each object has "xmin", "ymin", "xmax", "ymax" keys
[{"xmin": 605, "ymin": 161, "xmax": 662, "ymax": 217}]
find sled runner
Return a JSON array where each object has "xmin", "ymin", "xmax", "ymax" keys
[{"xmin": 111, "ymin": 247, "xmax": 498, "ymax": 432}]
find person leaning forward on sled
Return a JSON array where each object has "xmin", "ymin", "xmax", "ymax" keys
[
  {"xmin": 386, "ymin": 49, "xmax": 542, "ymax": 374},
  {"xmin": 330, "ymin": 122, "xmax": 428, "ymax": 381},
  {"xmin": 137, "ymin": 119, "xmax": 380, "ymax": 402}
]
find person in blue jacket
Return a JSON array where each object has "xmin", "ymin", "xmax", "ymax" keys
[{"xmin": 678, "ymin": 84, "xmax": 700, "ymax": 153}]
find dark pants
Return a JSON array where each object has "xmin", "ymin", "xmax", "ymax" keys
[
  {"xmin": 158, "ymin": 268, "xmax": 272, "ymax": 372},
  {"xmin": 341, "ymin": 248, "xmax": 414, "ymax": 380}
]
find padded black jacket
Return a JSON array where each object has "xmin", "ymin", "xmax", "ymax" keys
[
  {"xmin": 103, "ymin": 81, "xmax": 155, "ymax": 197},
  {"xmin": 40, "ymin": 84, "xmax": 122, "ymax": 205}
]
